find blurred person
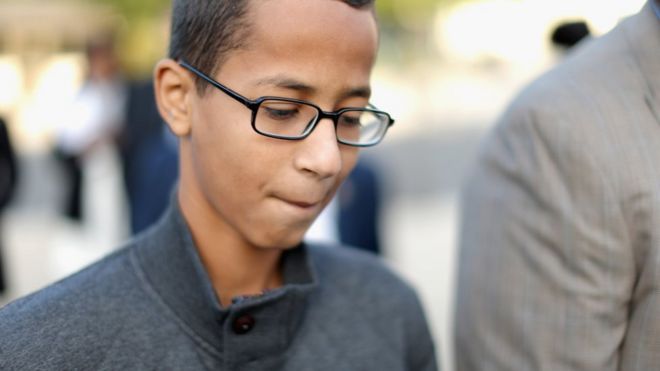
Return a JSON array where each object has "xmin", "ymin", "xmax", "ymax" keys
[
  {"xmin": 338, "ymin": 159, "xmax": 382, "ymax": 254},
  {"xmin": 0, "ymin": 117, "xmax": 17, "ymax": 296},
  {"xmin": 455, "ymin": 1, "xmax": 660, "ymax": 370},
  {"xmin": 307, "ymin": 159, "xmax": 383, "ymax": 254},
  {"xmin": 119, "ymin": 79, "xmax": 178, "ymax": 234},
  {"xmin": 0, "ymin": 1, "xmax": 438, "ymax": 370},
  {"xmin": 550, "ymin": 20, "xmax": 591, "ymax": 50},
  {"xmin": 54, "ymin": 34, "xmax": 126, "ymax": 222}
]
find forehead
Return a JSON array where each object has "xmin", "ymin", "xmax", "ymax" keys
[
  {"xmin": 246, "ymin": 0, "xmax": 376, "ymax": 31},
  {"xmin": 246, "ymin": 0, "xmax": 377, "ymax": 44},
  {"xmin": 216, "ymin": 0, "xmax": 378, "ymax": 90}
]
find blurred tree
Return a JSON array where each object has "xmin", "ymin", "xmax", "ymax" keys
[
  {"xmin": 375, "ymin": 0, "xmax": 458, "ymax": 65},
  {"xmin": 88, "ymin": 0, "xmax": 170, "ymax": 78},
  {"xmin": 86, "ymin": 0, "xmax": 459, "ymax": 74},
  {"xmin": 377, "ymin": 0, "xmax": 442, "ymax": 29},
  {"xmin": 376, "ymin": 0, "xmax": 471, "ymax": 29},
  {"xmin": 91, "ymin": 0, "xmax": 169, "ymax": 19}
]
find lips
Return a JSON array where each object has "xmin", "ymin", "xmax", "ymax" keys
[
  {"xmin": 273, "ymin": 194, "xmax": 325, "ymax": 212},
  {"xmin": 279, "ymin": 198, "xmax": 321, "ymax": 209},
  {"xmin": 288, "ymin": 199, "xmax": 319, "ymax": 208}
]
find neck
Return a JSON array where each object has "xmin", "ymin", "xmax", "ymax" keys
[{"xmin": 178, "ymin": 174, "xmax": 284, "ymax": 308}]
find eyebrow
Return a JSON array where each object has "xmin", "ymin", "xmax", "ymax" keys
[{"xmin": 255, "ymin": 75, "xmax": 372, "ymax": 100}]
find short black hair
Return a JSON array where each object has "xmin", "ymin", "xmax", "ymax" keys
[{"xmin": 168, "ymin": 0, "xmax": 375, "ymax": 93}]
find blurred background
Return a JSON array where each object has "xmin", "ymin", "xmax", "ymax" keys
[{"xmin": 0, "ymin": 0, "xmax": 647, "ymax": 370}]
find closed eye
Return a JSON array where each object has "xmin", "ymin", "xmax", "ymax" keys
[
  {"xmin": 339, "ymin": 114, "xmax": 361, "ymax": 126},
  {"xmin": 264, "ymin": 107, "xmax": 299, "ymax": 121}
]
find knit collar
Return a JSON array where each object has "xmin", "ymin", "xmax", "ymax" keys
[{"xmin": 130, "ymin": 192, "xmax": 318, "ymax": 361}]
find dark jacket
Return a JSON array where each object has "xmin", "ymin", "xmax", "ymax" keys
[
  {"xmin": 0, "ymin": 118, "xmax": 17, "ymax": 210},
  {"xmin": 0, "ymin": 196, "xmax": 438, "ymax": 370}
]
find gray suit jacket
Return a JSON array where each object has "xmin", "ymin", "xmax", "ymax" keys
[{"xmin": 455, "ymin": 2, "xmax": 660, "ymax": 370}]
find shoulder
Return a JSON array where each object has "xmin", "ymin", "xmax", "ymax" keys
[
  {"xmin": 0, "ymin": 245, "xmax": 147, "ymax": 369},
  {"xmin": 505, "ymin": 22, "xmax": 639, "ymax": 125},
  {"xmin": 304, "ymin": 243, "xmax": 437, "ymax": 369},
  {"xmin": 475, "ymin": 21, "xmax": 646, "ymax": 185},
  {"xmin": 305, "ymin": 243, "xmax": 429, "ymax": 331},
  {"xmin": 307, "ymin": 243, "xmax": 419, "ymax": 302},
  {"xmin": 1, "ymin": 246, "xmax": 135, "ymax": 313}
]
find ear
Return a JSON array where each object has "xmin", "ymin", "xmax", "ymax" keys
[{"xmin": 154, "ymin": 59, "xmax": 194, "ymax": 137}]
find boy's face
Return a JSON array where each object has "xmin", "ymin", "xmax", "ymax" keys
[{"xmin": 161, "ymin": 0, "xmax": 378, "ymax": 249}]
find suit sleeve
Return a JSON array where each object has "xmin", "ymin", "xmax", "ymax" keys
[{"xmin": 454, "ymin": 98, "xmax": 636, "ymax": 371}]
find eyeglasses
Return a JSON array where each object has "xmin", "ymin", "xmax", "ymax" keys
[{"xmin": 179, "ymin": 60, "xmax": 394, "ymax": 147}]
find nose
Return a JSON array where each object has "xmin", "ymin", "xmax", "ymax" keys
[{"xmin": 293, "ymin": 117, "xmax": 342, "ymax": 179}]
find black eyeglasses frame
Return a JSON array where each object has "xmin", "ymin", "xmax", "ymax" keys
[{"xmin": 178, "ymin": 60, "xmax": 394, "ymax": 147}]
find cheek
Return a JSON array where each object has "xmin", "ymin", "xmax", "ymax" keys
[{"xmin": 191, "ymin": 100, "xmax": 263, "ymax": 197}]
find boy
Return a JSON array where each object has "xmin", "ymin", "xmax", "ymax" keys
[{"xmin": 0, "ymin": 1, "xmax": 437, "ymax": 370}]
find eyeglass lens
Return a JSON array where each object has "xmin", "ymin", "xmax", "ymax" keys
[{"xmin": 255, "ymin": 99, "xmax": 388, "ymax": 145}]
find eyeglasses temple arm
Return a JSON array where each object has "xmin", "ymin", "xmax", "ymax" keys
[{"xmin": 178, "ymin": 60, "xmax": 256, "ymax": 109}]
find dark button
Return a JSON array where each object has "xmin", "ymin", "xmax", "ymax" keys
[{"xmin": 232, "ymin": 314, "xmax": 255, "ymax": 335}]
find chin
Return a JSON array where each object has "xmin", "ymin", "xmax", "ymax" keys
[
  {"xmin": 266, "ymin": 236, "xmax": 305, "ymax": 250},
  {"xmin": 253, "ymin": 229, "xmax": 307, "ymax": 250}
]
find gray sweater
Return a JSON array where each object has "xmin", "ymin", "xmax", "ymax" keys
[{"xmin": 0, "ymin": 199, "xmax": 437, "ymax": 370}]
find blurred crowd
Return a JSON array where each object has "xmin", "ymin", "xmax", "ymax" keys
[{"xmin": 0, "ymin": 1, "xmax": 655, "ymax": 370}]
